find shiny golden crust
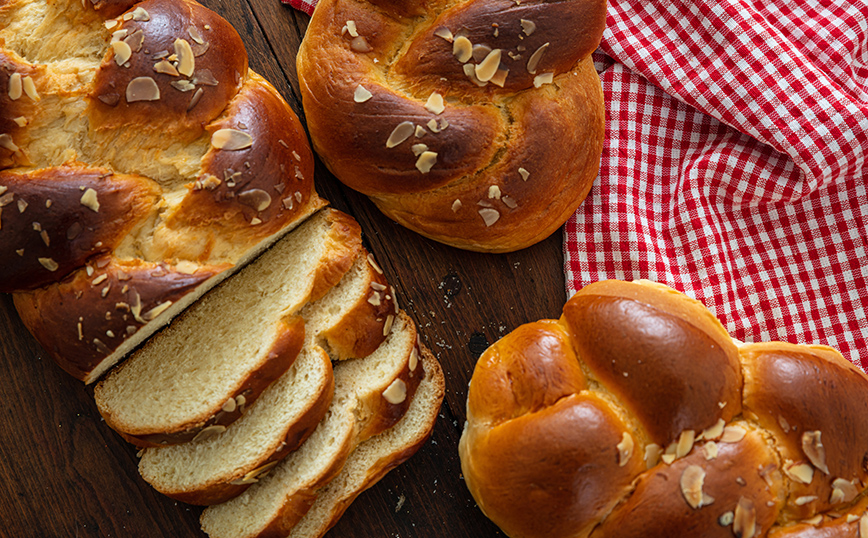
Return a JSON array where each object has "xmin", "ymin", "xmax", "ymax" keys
[
  {"xmin": 1, "ymin": 0, "xmax": 323, "ymax": 381},
  {"xmin": 297, "ymin": 0, "xmax": 605, "ymax": 252},
  {"xmin": 460, "ymin": 280, "xmax": 868, "ymax": 538}
]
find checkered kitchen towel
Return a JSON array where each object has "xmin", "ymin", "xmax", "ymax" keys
[{"xmin": 284, "ymin": 0, "xmax": 868, "ymax": 369}]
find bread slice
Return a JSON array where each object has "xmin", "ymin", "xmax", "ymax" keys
[
  {"xmin": 137, "ymin": 249, "xmax": 395, "ymax": 505},
  {"xmin": 200, "ymin": 311, "xmax": 425, "ymax": 538},
  {"xmin": 286, "ymin": 345, "xmax": 444, "ymax": 538},
  {"xmin": 94, "ymin": 209, "xmax": 362, "ymax": 447}
]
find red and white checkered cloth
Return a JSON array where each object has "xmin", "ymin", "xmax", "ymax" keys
[{"xmin": 283, "ymin": 0, "xmax": 868, "ymax": 369}]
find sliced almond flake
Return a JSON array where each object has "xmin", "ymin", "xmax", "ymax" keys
[
  {"xmin": 490, "ymin": 67, "xmax": 509, "ymax": 87},
  {"xmin": 451, "ymin": 199, "xmax": 462, "ymax": 212},
  {"xmin": 475, "ymin": 49, "xmax": 502, "ymax": 82},
  {"xmin": 779, "ymin": 415, "xmax": 792, "ymax": 432},
  {"xmin": 382, "ymin": 378, "xmax": 407, "ymax": 404},
  {"xmin": 15, "ymin": 249, "xmax": 23, "ymax": 256},
  {"xmin": 617, "ymin": 432, "xmax": 634, "ymax": 466},
  {"xmin": 131, "ymin": 6, "xmax": 150, "ymax": 21},
  {"xmin": 661, "ymin": 453, "xmax": 676, "ymax": 464},
  {"xmin": 477, "ymin": 199, "xmax": 493, "ymax": 208},
  {"xmin": 478, "ymin": 208, "xmax": 500, "ymax": 226},
  {"xmin": 370, "ymin": 282, "xmax": 387, "ymax": 292},
  {"xmin": 8, "ymin": 73, "xmax": 22, "ymax": 100},
  {"xmin": 830, "ymin": 478, "xmax": 859, "ymax": 504},
  {"xmin": 294, "ymin": 191, "xmax": 302, "ymax": 202},
  {"xmin": 859, "ymin": 514, "xmax": 868, "ymax": 537},
  {"xmin": 415, "ymin": 151, "xmax": 437, "ymax": 173},
  {"xmin": 720, "ymin": 425, "xmax": 746, "ymax": 443},
  {"xmin": 124, "ymin": 29, "xmax": 145, "ymax": 52},
  {"xmin": 487, "ymin": 185, "xmax": 502, "ymax": 199},
  {"xmin": 13, "ymin": 116, "xmax": 27, "ymax": 127},
  {"xmin": 191, "ymin": 41, "xmax": 210, "ymax": 57},
  {"xmin": 368, "ymin": 291, "xmax": 382, "ymax": 306},
  {"xmin": 425, "ymin": 92, "xmax": 445, "ymax": 114},
  {"xmin": 351, "ymin": 36, "xmax": 371, "ymax": 52},
  {"xmin": 250, "ymin": 217, "xmax": 262, "ymax": 225},
  {"xmin": 0, "ymin": 192, "xmax": 14, "ymax": 207},
  {"xmin": 187, "ymin": 87, "xmax": 204, "ymax": 111},
  {"xmin": 212, "ymin": 129, "xmax": 253, "ymax": 150},
  {"xmin": 238, "ymin": 189, "xmax": 272, "ymax": 211},
  {"xmin": 733, "ymin": 497, "xmax": 756, "ymax": 538},
  {"xmin": 795, "ymin": 495, "xmax": 818, "ymax": 506},
  {"xmin": 501, "ymin": 195, "xmax": 518, "ymax": 209},
  {"xmin": 676, "ymin": 430, "xmax": 696, "ymax": 458},
  {"xmin": 386, "ymin": 121, "xmax": 415, "ymax": 148},
  {"xmin": 345, "ymin": 20, "xmax": 359, "ymax": 37},
  {"xmin": 518, "ymin": 167, "xmax": 530, "ymax": 181},
  {"xmin": 192, "ymin": 69, "xmax": 218, "ymax": 86},
  {"xmin": 0, "ymin": 186, "xmax": 6, "ymax": 196},
  {"xmin": 0, "ymin": 134, "xmax": 19, "ymax": 153},
  {"xmin": 111, "ymin": 29, "xmax": 128, "ymax": 43},
  {"xmin": 92, "ymin": 274, "xmax": 108, "ymax": 286},
  {"xmin": 383, "ymin": 314, "xmax": 395, "ymax": 336},
  {"xmin": 192, "ymin": 425, "xmax": 226, "ymax": 443},
  {"xmin": 38, "ymin": 258, "xmax": 59, "ymax": 271},
  {"xmin": 719, "ymin": 511, "xmax": 734, "ymax": 526},
  {"xmin": 783, "ymin": 461, "xmax": 814, "ymax": 485},
  {"xmin": 77, "ymin": 322, "xmax": 83, "ymax": 340},
  {"xmin": 411, "ymin": 143, "xmax": 428, "ymax": 156},
  {"xmin": 527, "ymin": 42, "xmax": 549, "ymax": 74},
  {"xmin": 520, "ymin": 19, "xmax": 536, "ymax": 35},
  {"xmin": 462, "ymin": 63, "xmax": 488, "ymax": 87},
  {"xmin": 409, "ymin": 347, "xmax": 419, "ymax": 371},
  {"xmin": 93, "ymin": 338, "xmax": 111, "ymax": 354},
  {"xmin": 22, "ymin": 76, "xmax": 39, "ymax": 101},
  {"xmin": 17, "ymin": 198, "xmax": 27, "ymax": 213},
  {"xmin": 453, "ymin": 36, "xmax": 473, "ymax": 63},
  {"xmin": 644, "ymin": 443, "xmax": 662, "ymax": 468},
  {"xmin": 101, "ymin": 284, "xmax": 111, "ymax": 298},
  {"xmin": 112, "ymin": 40, "xmax": 133, "ymax": 66},
  {"xmin": 105, "ymin": 19, "xmax": 119, "ymax": 29},
  {"xmin": 427, "ymin": 118, "xmax": 441, "ymax": 133},
  {"xmin": 703, "ymin": 441, "xmax": 718, "ymax": 460},
  {"xmin": 414, "ymin": 125, "xmax": 427, "ymax": 138},
  {"xmin": 188, "ymin": 26, "xmax": 205, "ymax": 45},
  {"xmin": 353, "ymin": 84, "xmax": 373, "ymax": 103},
  {"xmin": 472, "ymin": 44, "xmax": 492, "ymax": 63},
  {"xmin": 434, "ymin": 27, "xmax": 453, "ymax": 42},
  {"xmin": 174, "ymin": 38, "xmax": 195, "ymax": 77},
  {"xmin": 847, "ymin": 515, "xmax": 860, "ymax": 523},
  {"xmin": 175, "ymin": 260, "xmax": 198, "ymax": 274},
  {"xmin": 680, "ymin": 465, "xmax": 710, "ymax": 509},
  {"xmin": 533, "ymin": 72, "xmax": 554, "ymax": 88},
  {"xmin": 80, "ymin": 188, "xmax": 100, "ymax": 212},
  {"xmin": 32, "ymin": 222, "xmax": 42, "ymax": 232},
  {"xmin": 126, "ymin": 76, "xmax": 160, "ymax": 102},
  {"xmin": 367, "ymin": 253, "xmax": 384, "ymax": 274},
  {"xmin": 153, "ymin": 59, "xmax": 179, "ymax": 76},
  {"xmin": 699, "ymin": 418, "xmax": 726, "ymax": 440},
  {"xmin": 802, "ymin": 431, "xmax": 830, "ymax": 474},
  {"xmin": 143, "ymin": 300, "xmax": 172, "ymax": 321},
  {"xmin": 282, "ymin": 196, "xmax": 294, "ymax": 210}
]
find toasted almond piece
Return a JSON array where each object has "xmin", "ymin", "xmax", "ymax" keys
[
  {"xmin": 425, "ymin": 92, "xmax": 445, "ymax": 114},
  {"xmin": 383, "ymin": 379, "xmax": 407, "ymax": 404},
  {"xmin": 617, "ymin": 432, "xmax": 634, "ymax": 467},
  {"xmin": 434, "ymin": 27, "xmax": 453, "ymax": 42},
  {"xmin": 191, "ymin": 425, "xmax": 226, "ymax": 443},
  {"xmin": 533, "ymin": 72, "xmax": 554, "ymax": 88},
  {"xmin": 518, "ymin": 167, "xmax": 530, "ymax": 181},
  {"xmin": 527, "ymin": 42, "xmax": 549, "ymax": 74},
  {"xmin": 463, "ymin": 63, "xmax": 487, "ymax": 87},
  {"xmin": 703, "ymin": 441, "xmax": 718, "ymax": 460},
  {"xmin": 131, "ymin": 6, "xmax": 150, "ymax": 21},
  {"xmin": 112, "ymin": 40, "xmax": 133, "ymax": 66},
  {"xmin": 520, "ymin": 19, "xmax": 536, "ymax": 35},
  {"xmin": 13, "ymin": 116, "xmax": 27, "ymax": 127},
  {"xmin": 795, "ymin": 495, "xmax": 818, "ymax": 506},
  {"xmin": 238, "ymin": 189, "xmax": 272, "ymax": 211},
  {"xmin": 22, "ymin": 76, "xmax": 39, "ymax": 101},
  {"xmin": 170, "ymin": 79, "xmax": 196, "ymax": 92},
  {"xmin": 453, "ymin": 36, "xmax": 472, "ymax": 63},
  {"xmin": 124, "ymin": 29, "xmax": 145, "ymax": 52},
  {"xmin": 351, "ymin": 36, "xmax": 371, "ymax": 52},
  {"xmin": 733, "ymin": 497, "xmax": 756, "ymax": 538},
  {"xmin": 699, "ymin": 418, "xmax": 726, "ymax": 440},
  {"xmin": 111, "ymin": 29, "xmax": 128, "ymax": 43},
  {"xmin": 490, "ymin": 67, "xmax": 509, "ymax": 87},
  {"xmin": 212, "ymin": 129, "xmax": 253, "ymax": 150},
  {"xmin": 38, "ymin": 258, "xmax": 59, "ymax": 271},
  {"xmin": 105, "ymin": 19, "xmax": 119, "ymax": 29},
  {"xmin": 860, "ymin": 513, "xmax": 868, "ymax": 537},
  {"xmin": 720, "ymin": 425, "xmax": 746, "ymax": 443},
  {"xmin": 153, "ymin": 59, "xmax": 179, "ymax": 76},
  {"xmin": 126, "ymin": 76, "xmax": 160, "ymax": 102},
  {"xmin": 386, "ymin": 121, "xmax": 415, "ymax": 148},
  {"xmin": 411, "ymin": 143, "xmax": 428, "ymax": 156},
  {"xmin": 451, "ymin": 199, "xmax": 462, "ymax": 212},
  {"xmin": 475, "ymin": 49, "xmax": 502, "ymax": 82},
  {"xmin": 175, "ymin": 261, "xmax": 198, "ymax": 275},
  {"xmin": 80, "ymin": 188, "xmax": 100, "ymax": 212},
  {"xmin": 143, "ymin": 301, "xmax": 172, "ymax": 321},
  {"xmin": 478, "ymin": 208, "xmax": 500, "ymax": 226},
  {"xmin": 415, "ymin": 151, "xmax": 437, "ymax": 173},
  {"xmin": 353, "ymin": 84, "xmax": 373, "ymax": 103},
  {"xmin": 783, "ymin": 461, "xmax": 814, "ymax": 485},
  {"xmin": 188, "ymin": 25, "xmax": 205, "ymax": 44},
  {"xmin": 676, "ymin": 430, "xmax": 695, "ymax": 458},
  {"xmin": 221, "ymin": 398, "xmax": 236, "ymax": 413},
  {"xmin": 802, "ymin": 431, "xmax": 830, "ymax": 474},
  {"xmin": 830, "ymin": 478, "xmax": 859, "ymax": 504},
  {"xmin": 680, "ymin": 465, "xmax": 711, "ymax": 509},
  {"xmin": 644, "ymin": 443, "xmax": 662, "ymax": 468},
  {"xmin": 8, "ymin": 73, "xmax": 22, "ymax": 100},
  {"xmin": 0, "ymin": 134, "xmax": 19, "ymax": 152},
  {"xmin": 174, "ymin": 38, "xmax": 195, "ymax": 77},
  {"xmin": 345, "ymin": 20, "xmax": 359, "ymax": 37},
  {"xmin": 414, "ymin": 125, "xmax": 427, "ymax": 138}
]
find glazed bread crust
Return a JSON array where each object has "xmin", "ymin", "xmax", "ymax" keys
[
  {"xmin": 460, "ymin": 280, "xmax": 868, "ymax": 538},
  {"xmin": 297, "ymin": 0, "xmax": 606, "ymax": 252},
  {"xmin": 1, "ymin": 0, "xmax": 324, "ymax": 382}
]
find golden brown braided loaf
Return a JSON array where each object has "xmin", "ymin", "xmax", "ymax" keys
[
  {"xmin": 1, "ymin": 0, "xmax": 324, "ymax": 382},
  {"xmin": 297, "ymin": 0, "xmax": 606, "ymax": 253},
  {"xmin": 460, "ymin": 280, "xmax": 868, "ymax": 538}
]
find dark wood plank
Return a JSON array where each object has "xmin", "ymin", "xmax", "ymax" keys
[{"xmin": 0, "ymin": 1, "xmax": 568, "ymax": 537}]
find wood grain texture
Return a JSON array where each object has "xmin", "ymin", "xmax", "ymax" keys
[{"xmin": 0, "ymin": 1, "xmax": 569, "ymax": 536}]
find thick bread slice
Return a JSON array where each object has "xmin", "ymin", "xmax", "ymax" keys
[
  {"xmin": 287, "ymin": 346, "xmax": 444, "ymax": 538},
  {"xmin": 200, "ymin": 311, "xmax": 425, "ymax": 538},
  {"xmin": 94, "ymin": 209, "xmax": 362, "ymax": 447},
  {"xmin": 137, "ymin": 250, "xmax": 394, "ymax": 505}
]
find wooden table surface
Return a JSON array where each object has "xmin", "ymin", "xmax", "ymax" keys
[{"xmin": 0, "ymin": 1, "xmax": 571, "ymax": 537}]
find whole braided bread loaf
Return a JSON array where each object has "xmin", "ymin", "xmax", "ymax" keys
[
  {"xmin": 297, "ymin": 0, "xmax": 606, "ymax": 253},
  {"xmin": 1, "ymin": 0, "xmax": 324, "ymax": 382},
  {"xmin": 460, "ymin": 280, "xmax": 868, "ymax": 538}
]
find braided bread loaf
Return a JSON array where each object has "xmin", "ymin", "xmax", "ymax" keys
[
  {"xmin": 460, "ymin": 280, "xmax": 868, "ymax": 538},
  {"xmin": 1, "ymin": 0, "xmax": 323, "ymax": 382},
  {"xmin": 296, "ymin": 0, "xmax": 606, "ymax": 253}
]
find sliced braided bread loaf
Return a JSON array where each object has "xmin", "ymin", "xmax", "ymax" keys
[
  {"xmin": 2, "ymin": 0, "xmax": 323, "ymax": 383},
  {"xmin": 94, "ymin": 208, "xmax": 360, "ymax": 447}
]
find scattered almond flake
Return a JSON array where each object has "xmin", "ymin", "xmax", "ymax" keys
[
  {"xmin": 411, "ymin": 143, "xmax": 429, "ymax": 156},
  {"xmin": 830, "ymin": 478, "xmax": 859, "ymax": 504},
  {"xmin": 463, "ymin": 63, "xmax": 488, "ymax": 87},
  {"xmin": 644, "ymin": 443, "xmax": 662, "ymax": 468},
  {"xmin": 131, "ymin": 6, "xmax": 150, "ymax": 21},
  {"xmin": 451, "ymin": 199, "xmax": 462, "ymax": 212},
  {"xmin": 414, "ymin": 125, "xmax": 427, "ymax": 138},
  {"xmin": 93, "ymin": 338, "xmax": 112, "ymax": 354},
  {"xmin": 80, "ymin": 188, "xmax": 100, "ymax": 212},
  {"xmin": 382, "ymin": 378, "xmax": 406, "ymax": 404},
  {"xmin": 278, "ymin": 139, "xmax": 289, "ymax": 149},
  {"xmin": 434, "ymin": 27, "xmax": 453, "ymax": 42},
  {"xmin": 111, "ymin": 29, "xmax": 128, "ymax": 43},
  {"xmin": 0, "ymin": 190, "xmax": 11, "ymax": 204},
  {"xmin": 518, "ymin": 167, "xmax": 530, "ymax": 181},
  {"xmin": 32, "ymin": 222, "xmax": 42, "ymax": 232},
  {"xmin": 481, "ymin": 185, "xmax": 500, "ymax": 200},
  {"xmin": 294, "ymin": 165, "xmax": 304, "ymax": 180},
  {"xmin": 188, "ymin": 25, "xmax": 205, "ymax": 44},
  {"xmin": 282, "ymin": 196, "xmax": 294, "ymax": 210},
  {"xmin": 720, "ymin": 425, "xmax": 746, "ymax": 443},
  {"xmin": 490, "ymin": 67, "xmax": 509, "ymax": 87},
  {"xmin": 617, "ymin": 433, "xmax": 634, "ymax": 466},
  {"xmin": 294, "ymin": 191, "xmax": 302, "ymax": 202},
  {"xmin": 368, "ymin": 291, "xmax": 382, "ymax": 306},
  {"xmin": 15, "ymin": 249, "xmax": 24, "ymax": 256},
  {"xmin": 77, "ymin": 321, "xmax": 83, "ymax": 340},
  {"xmin": 703, "ymin": 441, "xmax": 718, "ymax": 460},
  {"xmin": 22, "ymin": 76, "xmax": 39, "ymax": 101},
  {"xmin": 153, "ymin": 59, "xmax": 179, "ymax": 76},
  {"xmin": 847, "ymin": 514, "xmax": 860, "ymax": 523},
  {"xmin": 353, "ymin": 84, "xmax": 373, "ymax": 103},
  {"xmin": 112, "ymin": 40, "xmax": 133, "ymax": 66},
  {"xmin": 105, "ymin": 19, "xmax": 119, "ymax": 29},
  {"xmin": 472, "ymin": 44, "xmax": 492, "ymax": 63},
  {"xmin": 367, "ymin": 253, "xmax": 384, "ymax": 274},
  {"xmin": 351, "ymin": 36, "xmax": 371, "ymax": 52},
  {"xmin": 426, "ymin": 118, "xmax": 441, "ymax": 133},
  {"xmin": 205, "ymin": 24, "xmax": 211, "ymax": 30},
  {"xmin": 386, "ymin": 121, "xmax": 415, "ymax": 148},
  {"xmin": 126, "ymin": 76, "xmax": 160, "ymax": 102},
  {"xmin": 92, "ymin": 274, "xmax": 108, "ymax": 286},
  {"xmin": 292, "ymin": 151, "xmax": 301, "ymax": 161},
  {"xmin": 130, "ymin": 290, "xmax": 145, "ymax": 323},
  {"xmin": 783, "ymin": 461, "xmax": 814, "ymax": 485},
  {"xmin": 699, "ymin": 418, "xmax": 726, "ymax": 440},
  {"xmin": 520, "ymin": 19, "xmax": 536, "ymax": 35},
  {"xmin": 507, "ymin": 51, "xmax": 522, "ymax": 61},
  {"xmin": 475, "ymin": 49, "xmax": 502, "ymax": 82},
  {"xmin": 192, "ymin": 69, "xmax": 218, "ymax": 86},
  {"xmin": 238, "ymin": 189, "xmax": 272, "ymax": 211},
  {"xmin": 409, "ymin": 347, "xmax": 419, "ymax": 372},
  {"xmin": 175, "ymin": 260, "xmax": 198, "ymax": 275},
  {"xmin": 38, "ymin": 258, "xmax": 59, "ymax": 271},
  {"xmin": 477, "ymin": 199, "xmax": 493, "ymax": 208},
  {"xmin": 345, "ymin": 20, "xmax": 359, "ymax": 37},
  {"xmin": 719, "ymin": 401, "xmax": 727, "ymax": 409},
  {"xmin": 425, "ymin": 92, "xmax": 445, "ymax": 114},
  {"xmin": 187, "ymin": 87, "xmax": 204, "ymax": 111},
  {"xmin": 101, "ymin": 284, "xmax": 111, "ymax": 298},
  {"xmin": 680, "ymin": 465, "xmax": 712, "ymax": 509},
  {"xmin": 13, "ymin": 116, "xmax": 28, "ymax": 127},
  {"xmin": 46, "ymin": 199, "xmax": 52, "ymax": 209},
  {"xmin": 192, "ymin": 425, "xmax": 226, "ymax": 443},
  {"xmin": 250, "ymin": 217, "xmax": 262, "ymax": 225},
  {"xmin": 212, "ymin": 128, "xmax": 253, "ymax": 150},
  {"xmin": 676, "ymin": 430, "xmax": 696, "ymax": 458},
  {"xmin": 383, "ymin": 313, "xmax": 395, "ymax": 336},
  {"xmin": 501, "ymin": 195, "xmax": 518, "ymax": 209},
  {"xmin": 795, "ymin": 495, "xmax": 818, "ymax": 506},
  {"xmin": 171, "ymin": 79, "xmax": 196, "ymax": 92},
  {"xmin": 370, "ymin": 282, "xmax": 387, "ymax": 292},
  {"xmin": 17, "ymin": 198, "xmax": 27, "ymax": 213},
  {"xmin": 453, "ymin": 36, "xmax": 472, "ymax": 63},
  {"xmin": 859, "ymin": 514, "xmax": 868, "ymax": 537},
  {"xmin": 143, "ymin": 300, "xmax": 172, "ymax": 321},
  {"xmin": 478, "ymin": 207, "xmax": 500, "ymax": 226},
  {"xmin": 8, "ymin": 73, "xmax": 22, "ymax": 100},
  {"xmin": 719, "ymin": 511, "xmax": 734, "ymax": 526},
  {"xmin": 191, "ymin": 41, "xmax": 210, "ymax": 57},
  {"xmin": 733, "ymin": 497, "xmax": 756, "ymax": 538},
  {"xmin": 801, "ymin": 431, "xmax": 830, "ymax": 474},
  {"xmin": 0, "ymin": 134, "xmax": 19, "ymax": 153},
  {"xmin": 527, "ymin": 42, "xmax": 549, "ymax": 74},
  {"xmin": 661, "ymin": 453, "xmax": 676, "ymax": 464},
  {"xmin": 415, "ymin": 151, "xmax": 437, "ymax": 173},
  {"xmin": 124, "ymin": 29, "xmax": 145, "ymax": 52},
  {"xmin": 174, "ymin": 38, "xmax": 195, "ymax": 76},
  {"xmin": 533, "ymin": 72, "xmax": 554, "ymax": 87},
  {"xmin": 86, "ymin": 265, "xmax": 94, "ymax": 276},
  {"xmin": 0, "ymin": 186, "xmax": 6, "ymax": 195}
]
